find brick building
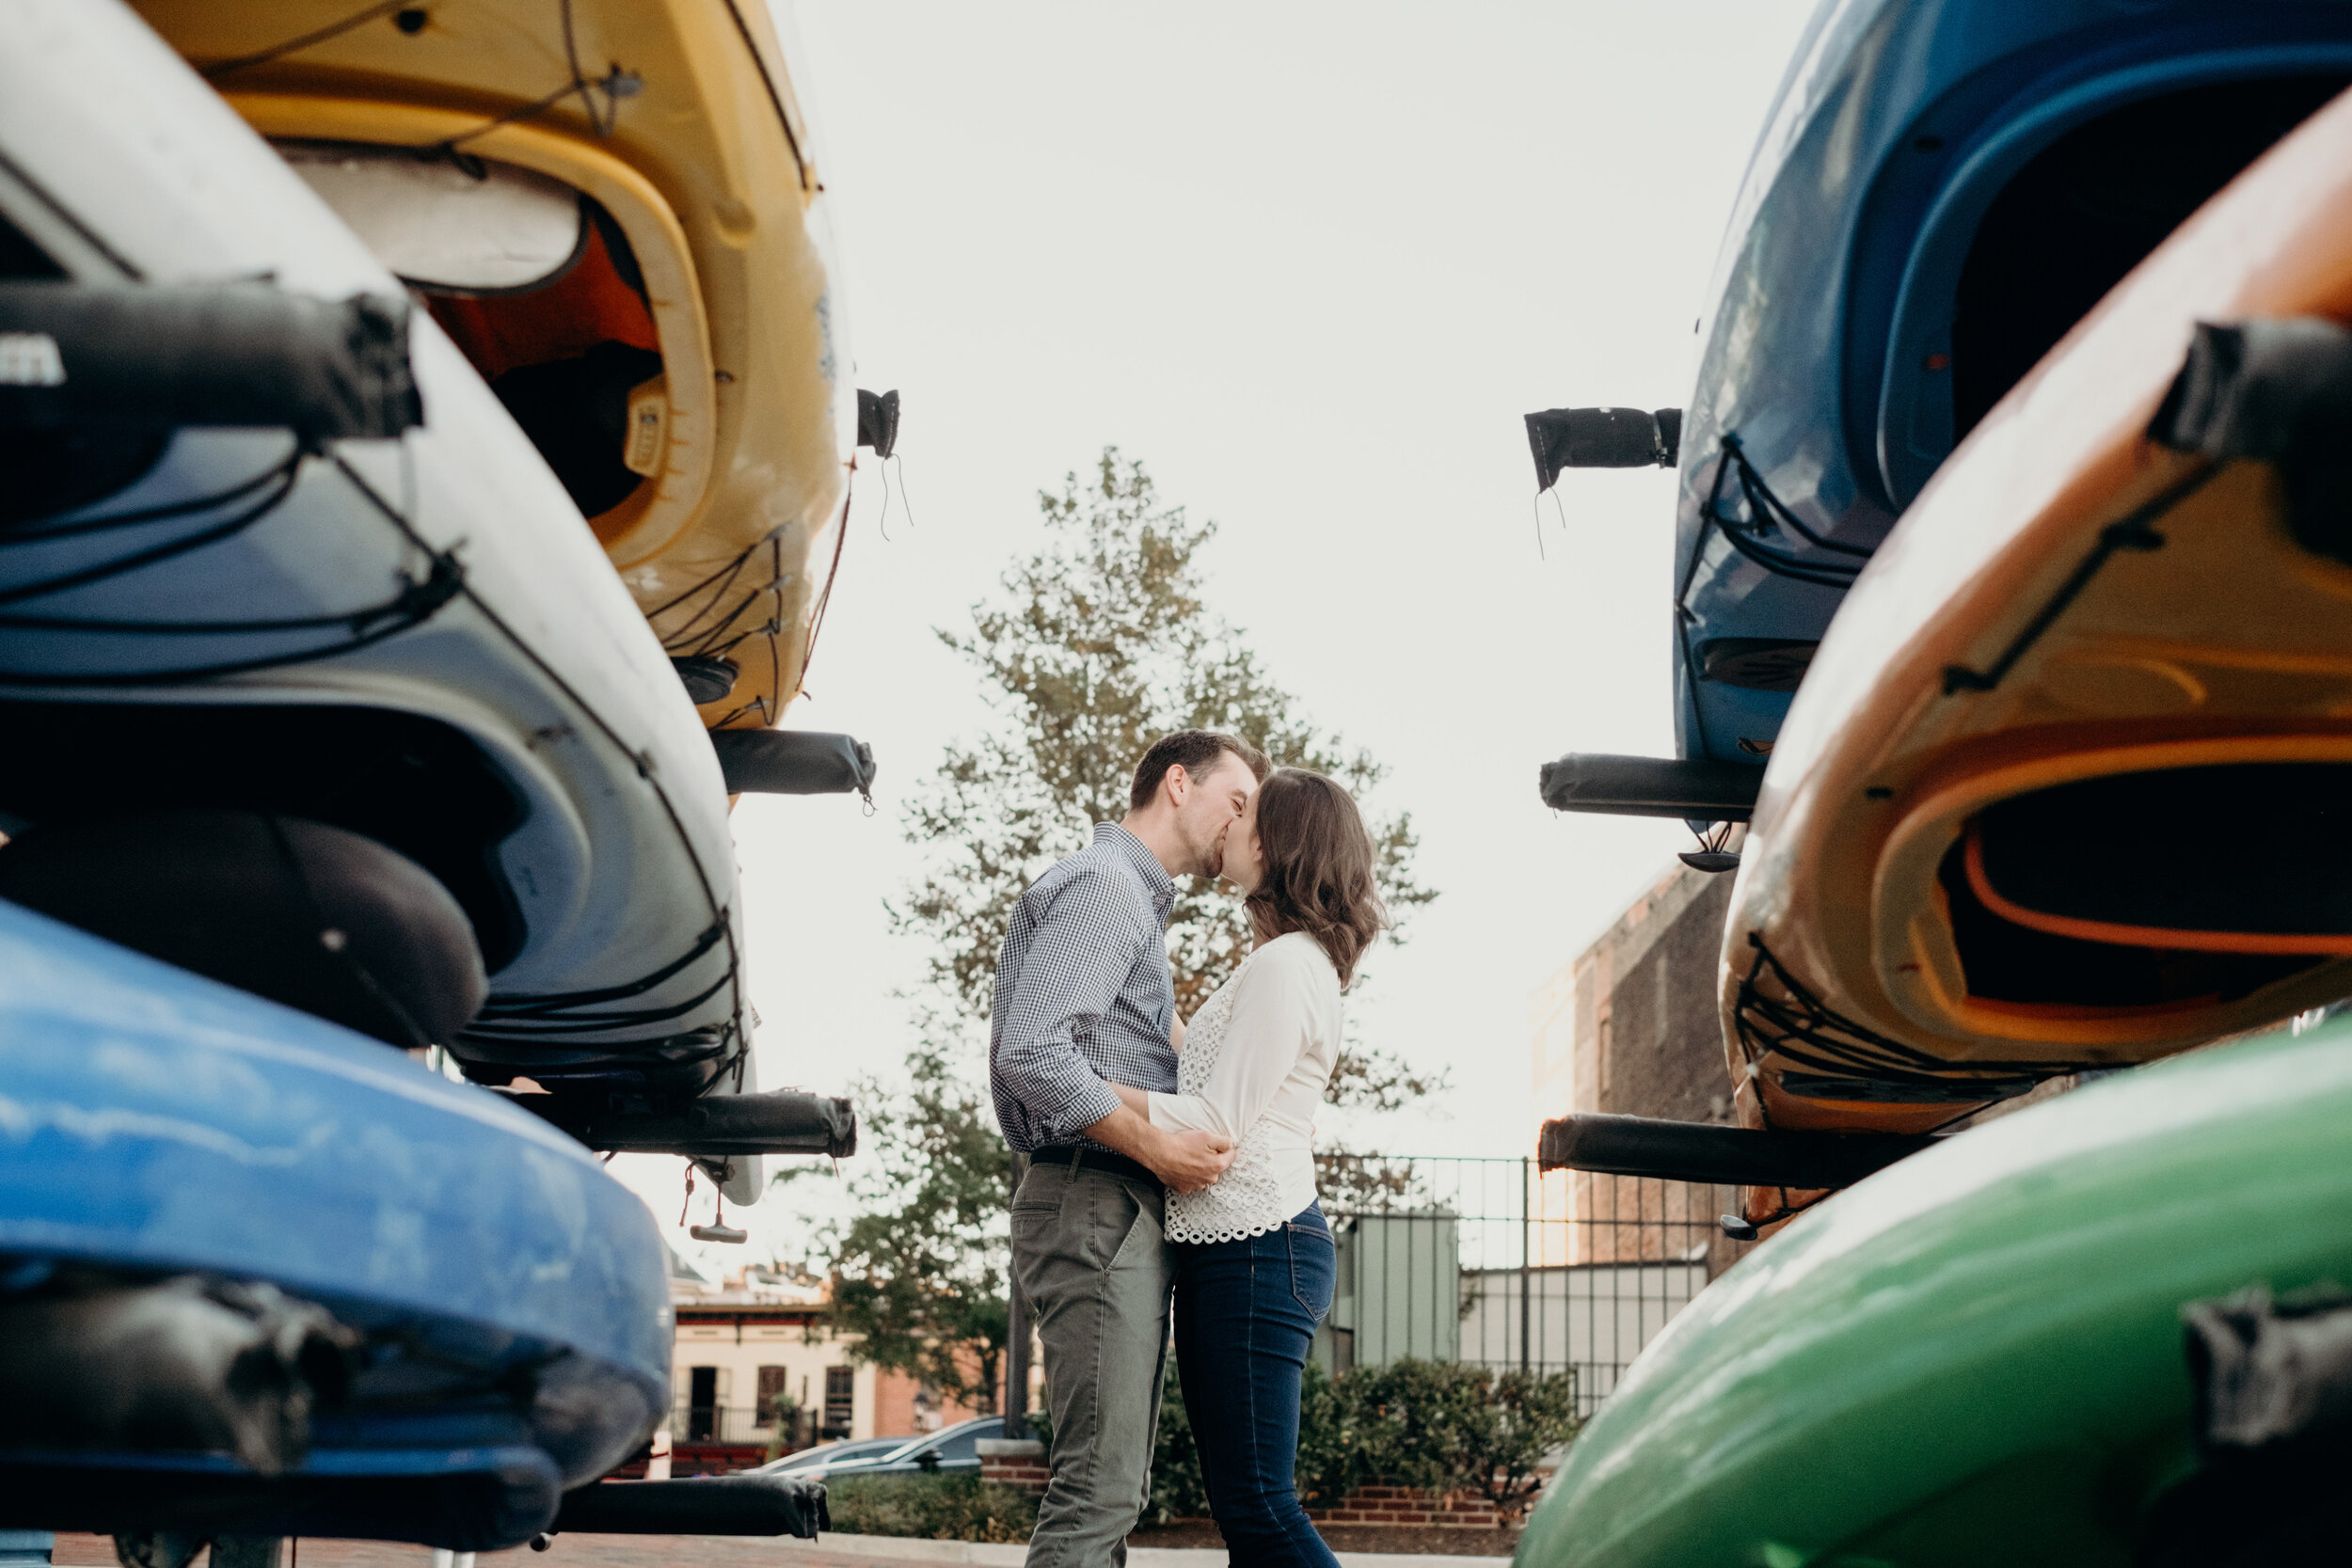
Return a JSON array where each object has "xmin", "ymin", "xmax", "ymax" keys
[
  {"xmin": 1530, "ymin": 861, "xmax": 1736, "ymax": 1139},
  {"xmin": 660, "ymin": 1253, "xmax": 981, "ymax": 1475},
  {"xmin": 1527, "ymin": 859, "xmax": 1745, "ymax": 1278}
]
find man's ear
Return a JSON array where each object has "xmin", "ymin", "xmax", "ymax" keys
[{"xmin": 1162, "ymin": 764, "xmax": 1190, "ymax": 810}]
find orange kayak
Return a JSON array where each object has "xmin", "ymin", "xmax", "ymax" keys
[{"xmin": 1724, "ymin": 85, "xmax": 2352, "ymax": 1166}]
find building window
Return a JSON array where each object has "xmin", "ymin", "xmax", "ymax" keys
[
  {"xmin": 823, "ymin": 1365, "xmax": 854, "ymax": 1437},
  {"xmin": 755, "ymin": 1365, "xmax": 788, "ymax": 1428}
]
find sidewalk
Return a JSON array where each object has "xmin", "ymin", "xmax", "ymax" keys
[
  {"xmin": 812, "ymin": 1533, "xmax": 1509, "ymax": 1568},
  {"xmin": 56, "ymin": 1533, "xmax": 1512, "ymax": 1568}
]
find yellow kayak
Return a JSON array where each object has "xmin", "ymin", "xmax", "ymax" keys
[{"xmin": 134, "ymin": 0, "xmax": 858, "ymax": 731}]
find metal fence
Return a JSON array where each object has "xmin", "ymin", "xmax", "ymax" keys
[
  {"xmin": 1313, "ymin": 1155, "xmax": 1751, "ymax": 1417},
  {"xmin": 669, "ymin": 1403, "xmax": 829, "ymax": 1448}
]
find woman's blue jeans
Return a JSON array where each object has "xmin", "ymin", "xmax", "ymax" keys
[{"xmin": 1171, "ymin": 1203, "xmax": 1342, "ymax": 1568}]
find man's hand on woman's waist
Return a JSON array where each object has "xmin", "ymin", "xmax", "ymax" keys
[{"xmin": 1083, "ymin": 1099, "xmax": 1232, "ymax": 1195}]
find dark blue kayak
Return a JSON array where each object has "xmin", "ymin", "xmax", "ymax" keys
[
  {"xmin": 0, "ymin": 898, "xmax": 669, "ymax": 1549},
  {"xmin": 1661, "ymin": 0, "xmax": 2352, "ymax": 764}
]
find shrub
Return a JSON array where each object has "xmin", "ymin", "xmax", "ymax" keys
[
  {"xmin": 824, "ymin": 1472, "xmax": 1040, "ymax": 1543},
  {"xmin": 1295, "ymin": 1358, "xmax": 1375, "ymax": 1509},
  {"xmin": 1148, "ymin": 1358, "xmax": 1209, "ymax": 1524},
  {"xmin": 1053, "ymin": 1354, "xmax": 1581, "ymax": 1528},
  {"xmin": 1471, "ymin": 1367, "xmax": 1582, "ymax": 1514},
  {"xmin": 1200, "ymin": 1354, "xmax": 1577, "ymax": 1523},
  {"xmin": 1343, "ymin": 1358, "xmax": 1581, "ymax": 1518}
]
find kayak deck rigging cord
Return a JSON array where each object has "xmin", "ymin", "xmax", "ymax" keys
[
  {"xmin": 200, "ymin": 0, "xmax": 645, "ymax": 174},
  {"xmin": 1940, "ymin": 460, "xmax": 2216, "ymax": 696},
  {"xmin": 1732, "ymin": 933, "xmax": 2106, "ymax": 1126},
  {"xmin": 334, "ymin": 449, "xmax": 748, "ymax": 1085}
]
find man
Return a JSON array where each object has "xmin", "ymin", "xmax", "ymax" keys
[{"xmin": 992, "ymin": 729, "xmax": 1270, "ymax": 1568}]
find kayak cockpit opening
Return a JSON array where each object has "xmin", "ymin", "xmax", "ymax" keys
[
  {"xmin": 1881, "ymin": 71, "xmax": 2352, "ymax": 507},
  {"xmin": 278, "ymin": 141, "xmax": 670, "ymax": 533},
  {"xmin": 1932, "ymin": 762, "xmax": 2352, "ymax": 1014}
]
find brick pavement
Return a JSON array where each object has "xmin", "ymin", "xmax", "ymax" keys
[
  {"xmin": 53, "ymin": 1531, "xmax": 1509, "ymax": 1568},
  {"xmin": 53, "ymin": 1535, "xmax": 947, "ymax": 1568}
]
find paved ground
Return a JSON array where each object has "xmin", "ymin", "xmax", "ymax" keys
[
  {"xmin": 57, "ymin": 1537, "xmax": 891, "ymax": 1568},
  {"xmin": 54, "ymin": 1532, "xmax": 1510, "ymax": 1568},
  {"xmin": 58, "ymin": 1535, "xmax": 918, "ymax": 1568},
  {"xmin": 1136, "ymin": 1525, "xmax": 1518, "ymax": 1559}
]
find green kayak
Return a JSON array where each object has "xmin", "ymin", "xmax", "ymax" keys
[{"xmin": 1515, "ymin": 1020, "xmax": 2352, "ymax": 1568}]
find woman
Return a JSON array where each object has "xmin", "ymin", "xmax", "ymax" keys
[{"xmin": 1108, "ymin": 767, "xmax": 1387, "ymax": 1567}]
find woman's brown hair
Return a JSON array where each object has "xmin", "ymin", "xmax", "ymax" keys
[{"xmin": 1242, "ymin": 768, "xmax": 1389, "ymax": 986}]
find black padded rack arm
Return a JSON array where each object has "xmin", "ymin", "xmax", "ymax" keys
[
  {"xmin": 1538, "ymin": 1112, "xmax": 1935, "ymax": 1191},
  {"xmin": 0, "ymin": 282, "xmax": 421, "ymax": 439}
]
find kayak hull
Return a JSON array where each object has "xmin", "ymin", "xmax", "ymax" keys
[
  {"xmin": 1668, "ymin": 0, "xmax": 2352, "ymax": 765},
  {"xmin": 134, "ymin": 0, "xmax": 858, "ymax": 735},
  {"xmin": 0, "ymin": 899, "xmax": 669, "ymax": 1548},
  {"xmin": 0, "ymin": 0, "xmax": 768, "ymax": 1198},
  {"xmin": 1721, "ymin": 82, "xmax": 2352, "ymax": 1141},
  {"xmin": 1518, "ymin": 1021, "xmax": 2352, "ymax": 1568}
]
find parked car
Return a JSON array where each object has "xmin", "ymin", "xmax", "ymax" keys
[
  {"xmin": 745, "ymin": 1435, "xmax": 908, "ymax": 1479},
  {"xmin": 832, "ymin": 1416, "xmax": 1007, "ymax": 1480}
]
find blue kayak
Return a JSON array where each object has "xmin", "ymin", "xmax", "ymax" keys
[
  {"xmin": 0, "ymin": 898, "xmax": 670, "ymax": 1549},
  {"xmin": 1660, "ymin": 0, "xmax": 2352, "ymax": 763}
]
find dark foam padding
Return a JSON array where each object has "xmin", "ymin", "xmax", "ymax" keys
[
  {"xmin": 0, "ymin": 809, "xmax": 485, "ymax": 1046},
  {"xmin": 1538, "ymin": 1112, "xmax": 1937, "ymax": 1190},
  {"xmin": 1538, "ymin": 752, "xmax": 1762, "ymax": 820},
  {"xmin": 552, "ymin": 1474, "xmax": 828, "ymax": 1538},
  {"xmin": 711, "ymin": 728, "xmax": 876, "ymax": 797},
  {"xmin": 0, "ymin": 283, "xmax": 421, "ymax": 439}
]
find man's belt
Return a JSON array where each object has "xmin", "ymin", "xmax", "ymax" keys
[{"xmin": 1028, "ymin": 1145, "xmax": 1159, "ymax": 1188}]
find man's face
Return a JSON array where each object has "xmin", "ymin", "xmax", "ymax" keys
[{"xmin": 1177, "ymin": 754, "xmax": 1260, "ymax": 879}]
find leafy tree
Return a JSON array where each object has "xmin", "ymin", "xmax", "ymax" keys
[
  {"xmin": 821, "ymin": 1042, "xmax": 1013, "ymax": 1414},
  {"xmin": 823, "ymin": 448, "xmax": 1442, "ymax": 1406},
  {"xmin": 894, "ymin": 446, "xmax": 1439, "ymax": 1092}
]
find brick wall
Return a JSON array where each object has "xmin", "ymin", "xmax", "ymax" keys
[
  {"xmin": 977, "ymin": 1439, "xmax": 1051, "ymax": 1495},
  {"xmin": 1309, "ymin": 1484, "xmax": 1505, "ymax": 1528},
  {"xmin": 868, "ymin": 1364, "xmax": 985, "ymax": 1441},
  {"xmin": 978, "ymin": 1442, "xmax": 1542, "ymax": 1527}
]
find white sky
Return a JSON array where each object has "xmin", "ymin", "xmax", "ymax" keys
[{"xmin": 631, "ymin": 0, "xmax": 1820, "ymax": 1264}]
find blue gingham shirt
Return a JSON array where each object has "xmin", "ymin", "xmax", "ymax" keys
[{"xmin": 990, "ymin": 823, "xmax": 1180, "ymax": 1151}]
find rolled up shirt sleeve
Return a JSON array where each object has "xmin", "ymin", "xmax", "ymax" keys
[
  {"xmin": 993, "ymin": 868, "xmax": 1136, "ymax": 1143},
  {"xmin": 1150, "ymin": 942, "xmax": 1318, "ymax": 1144}
]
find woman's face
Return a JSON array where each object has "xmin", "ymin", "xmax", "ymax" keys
[{"xmin": 1222, "ymin": 786, "xmax": 1265, "ymax": 895}]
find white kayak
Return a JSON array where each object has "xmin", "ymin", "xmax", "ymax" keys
[{"xmin": 0, "ymin": 0, "xmax": 769, "ymax": 1201}]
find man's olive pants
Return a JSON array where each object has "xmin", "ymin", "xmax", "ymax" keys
[{"xmin": 1011, "ymin": 1160, "xmax": 1174, "ymax": 1568}]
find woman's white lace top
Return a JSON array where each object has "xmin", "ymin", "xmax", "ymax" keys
[{"xmin": 1151, "ymin": 932, "xmax": 1343, "ymax": 1243}]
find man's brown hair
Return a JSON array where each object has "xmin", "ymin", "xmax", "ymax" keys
[{"xmin": 1128, "ymin": 730, "xmax": 1271, "ymax": 812}]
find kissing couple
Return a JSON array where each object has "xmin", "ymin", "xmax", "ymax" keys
[{"xmin": 990, "ymin": 730, "xmax": 1388, "ymax": 1568}]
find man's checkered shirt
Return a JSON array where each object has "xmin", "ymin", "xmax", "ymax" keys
[{"xmin": 990, "ymin": 823, "xmax": 1180, "ymax": 1151}]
